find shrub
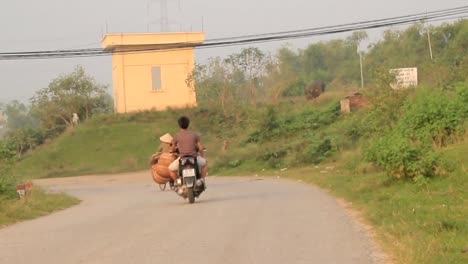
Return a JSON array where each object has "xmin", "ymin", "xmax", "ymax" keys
[
  {"xmin": 0, "ymin": 163, "xmax": 17, "ymax": 199},
  {"xmin": 399, "ymin": 87, "xmax": 465, "ymax": 147},
  {"xmin": 4, "ymin": 128, "xmax": 45, "ymax": 157},
  {"xmin": 364, "ymin": 133, "xmax": 440, "ymax": 179},
  {"xmin": 258, "ymin": 146, "xmax": 289, "ymax": 168},
  {"xmin": 0, "ymin": 140, "xmax": 16, "ymax": 160},
  {"xmin": 227, "ymin": 160, "xmax": 243, "ymax": 168},
  {"xmin": 0, "ymin": 177, "xmax": 16, "ymax": 199},
  {"xmin": 282, "ymin": 80, "xmax": 305, "ymax": 97},
  {"xmin": 246, "ymin": 106, "xmax": 280, "ymax": 143},
  {"xmin": 299, "ymin": 137, "xmax": 334, "ymax": 164},
  {"xmin": 361, "ymin": 89, "xmax": 409, "ymax": 136},
  {"xmin": 454, "ymin": 81, "xmax": 468, "ymax": 118},
  {"xmin": 247, "ymin": 101, "xmax": 340, "ymax": 143},
  {"xmin": 363, "ymin": 84, "xmax": 467, "ymax": 179}
]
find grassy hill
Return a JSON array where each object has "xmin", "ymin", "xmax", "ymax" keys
[
  {"xmin": 12, "ymin": 107, "xmax": 252, "ymax": 178},
  {"xmin": 11, "ymin": 89, "xmax": 468, "ymax": 264},
  {"xmin": 13, "ymin": 91, "xmax": 345, "ymax": 179}
]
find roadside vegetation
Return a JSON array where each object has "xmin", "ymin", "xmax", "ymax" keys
[
  {"xmin": 0, "ymin": 159, "xmax": 80, "ymax": 227},
  {"xmin": 0, "ymin": 187, "xmax": 80, "ymax": 227},
  {"xmin": 0, "ymin": 66, "xmax": 109, "ymax": 227},
  {"xmin": 0, "ymin": 20, "xmax": 467, "ymax": 263}
]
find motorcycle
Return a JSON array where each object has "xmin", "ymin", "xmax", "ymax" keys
[{"xmin": 174, "ymin": 155, "xmax": 206, "ymax": 203}]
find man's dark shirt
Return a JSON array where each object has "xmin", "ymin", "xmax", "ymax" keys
[{"xmin": 172, "ymin": 130, "xmax": 200, "ymax": 157}]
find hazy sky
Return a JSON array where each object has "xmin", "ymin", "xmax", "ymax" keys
[{"xmin": 0, "ymin": 0, "xmax": 464, "ymax": 103}]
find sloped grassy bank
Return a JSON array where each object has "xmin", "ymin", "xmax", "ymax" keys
[{"xmin": 10, "ymin": 84, "xmax": 468, "ymax": 263}]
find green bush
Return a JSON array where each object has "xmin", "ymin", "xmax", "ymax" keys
[
  {"xmin": 361, "ymin": 89, "xmax": 410, "ymax": 137},
  {"xmin": 299, "ymin": 137, "xmax": 334, "ymax": 164},
  {"xmin": 0, "ymin": 177, "xmax": 16, "ymax": 199},
  {"xmin": 211, "ymin": 157, "xmax": 244, "ymax": 171},
  {"xmin": 0, "ymin": 140, "xmax": 16, "ymax": 160},
  {"xmin": 4, "ymin": 128, "xmax": 45, "ymax": 157},
  {"xmin": 398, "ymin": 87, "xmax": 465, "ymax": 147},
  {"xmin": 258, "ymin": 146, "xmax": 289, "ymax": 168},
  {"xmin": 281, "ymin": 80, "xmax": 305, "ymax": 97},
  {"xmin": 363, "ymin": 84, "xmax": 467, "ymax": 179},
  {"xmin": 247, "ymin": 101, "xmax": 340, "ymax": 143},
  {"xmin": 246, "ymin": 106, "xmax": 281, "ymax": 143},
  {"xmin": 365, "ymin": 133, "xmax": 440, "ymax": 179},
  {"xmin": 0, "ymin": 163, "xmax": 17, "ymax": 199},
  {"xmin": 454, "ymin": 81, "xmax": 468, "ymax": 118}
]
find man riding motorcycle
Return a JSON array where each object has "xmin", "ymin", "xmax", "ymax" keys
[{"xmin": 168, "ymin": 116, "xmax": 207, "ymax": 188}]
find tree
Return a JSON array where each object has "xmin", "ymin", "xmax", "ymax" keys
[
  {"xmin": 301, "ymin": 43, "xmax": 328, "ymax": 82},
  {"xmin": 264, "ymin": 47, "xmax": 300, "ymax": 103},
  {"xmin": 2, "ymin": 101, "xmax": 39, "ymax": 130},
  {"xmin": 224, "ymin": 47, "xmax": 269, "ymax": 105},
  {"xmin": 187, "ymin": 58, "xmax": 235, "ymax": 114},
  {"xmin": 189, "ymin": 48, "xmax": 271, "ymax": 110},
  {"xmin": 346, "ymin": 31, "xmax": 368, "ymax": 48},
  {"xmin": 4, "ymin": 128, "xmax": 43, "ymax": 157},
  {"xmin": 0, "ymin": 101, "xmax": 43, "ymax": 157},
  {"xmin": 31, "ymin": 66, "xmax": 111, "ymax": 134},
  {"xmin": 363, "ymin": 21, "xmax": 467, "ymax": 87},
  {"xmin": 301, "ymin": 37, "xmax": 363, "ymax": 85}
]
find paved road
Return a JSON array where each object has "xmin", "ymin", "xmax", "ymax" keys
[{"xmin": 0, "ymin": 172, "xmax": 381, "ymax": 264}]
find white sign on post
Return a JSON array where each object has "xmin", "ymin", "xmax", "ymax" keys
[{"xmin": 390, "ymin": 67, "xmax": 418, "ymax": 89}]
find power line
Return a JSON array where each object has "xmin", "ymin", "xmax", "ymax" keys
[
  {"xmin": 1, "ymin": 5, "xmax": 467, "ymax": 60},
  {"xmin": 201, "ymin": 5, "xmax": 468, "ymax": 43},
  {"xmin": 2, "ymin": 11, "xmax": 465, "ymax": 60},
  {"xmin": 3, "ymin": 6, "xmax": 467, "ymax": 57}
]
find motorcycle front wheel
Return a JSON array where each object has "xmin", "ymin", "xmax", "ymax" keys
[{"xmin": 187, "ymin": 187, "xmax": 195, "ymax": 204}]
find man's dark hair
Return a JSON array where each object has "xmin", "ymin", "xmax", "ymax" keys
[{"xmin": 178, "ymin": 116, "xmax": 190, "ymax": 129}]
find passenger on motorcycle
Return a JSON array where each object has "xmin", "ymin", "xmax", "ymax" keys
[
  {"xmin": 149, "ymin": 133, "xmax": 173, "ymax": 165},
  {"xmin": 168, "ymin": 116, "xmax": 207, "ymax": 184}
]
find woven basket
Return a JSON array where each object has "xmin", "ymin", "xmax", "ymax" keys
[
  {"xmin": 155, "ymin": 153, "xmax": 176, "ymax": 179},
  {"xmin": 151, "ymin": 166, "xmax": 169, "ymax": 184}
]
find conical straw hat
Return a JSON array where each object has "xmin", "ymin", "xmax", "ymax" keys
[{"xmin": 159, "ymin": 133, "xmax": 173, "ymax": 144}]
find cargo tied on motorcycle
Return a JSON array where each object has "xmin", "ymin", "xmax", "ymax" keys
[
  {"xmin": 150, "ymin": 152, "xmax": 206, "ymax": 203},
  {"xmin": 151, "ymin": 153, "xmax": 176, "ymax": 184}
]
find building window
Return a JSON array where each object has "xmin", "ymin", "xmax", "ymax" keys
[{"xmin": 152, "ymin": 66, "xmax": 162, "ymax": 91}]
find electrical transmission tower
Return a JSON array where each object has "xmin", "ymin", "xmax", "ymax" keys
[
  {"xmin": 147, "ymin": 0, "xmax": 181, "ymax": 32},
  {"xmin": 160, "ymin": 0, "xmax": 169, "ymax": 31}
]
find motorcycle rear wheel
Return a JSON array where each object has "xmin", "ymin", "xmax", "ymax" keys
[{"xmin": 187, "ymin": 187, "xmax": 195, "ymax": 204}]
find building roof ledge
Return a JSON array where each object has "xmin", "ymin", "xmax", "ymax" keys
[{"xmin": 101, "ymin": 32, "xmax": 205, "ymax": 49}]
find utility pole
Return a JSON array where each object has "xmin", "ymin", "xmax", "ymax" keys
[
  {"xmin": 426, "ymin": 28, "xmax": 434, "ymax": 60},
  {"xmin": 359, "ymin": 51, "xmax": 364, "ymax": 89},
  {"xmin": 423, "ymin": 12, "xmax": 434, "ymax": 61}
]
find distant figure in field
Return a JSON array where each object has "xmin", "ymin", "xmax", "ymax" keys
[
  {"xmin": 305, "ymin": 80, "xmax": 326, "ymax": 100},
  {"xmin": 72, "ymin": 113, "xmax": 80, "ymax": 126}
]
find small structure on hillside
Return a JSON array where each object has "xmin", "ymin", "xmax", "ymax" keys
[{"xmin": 340, "ymin": 92, "xmax": 369, "ymax": 113}]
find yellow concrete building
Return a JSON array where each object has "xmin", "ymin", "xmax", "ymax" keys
[{"xmin": 101, "ymin": 32, "xmax": 205, "ymax": 113}]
